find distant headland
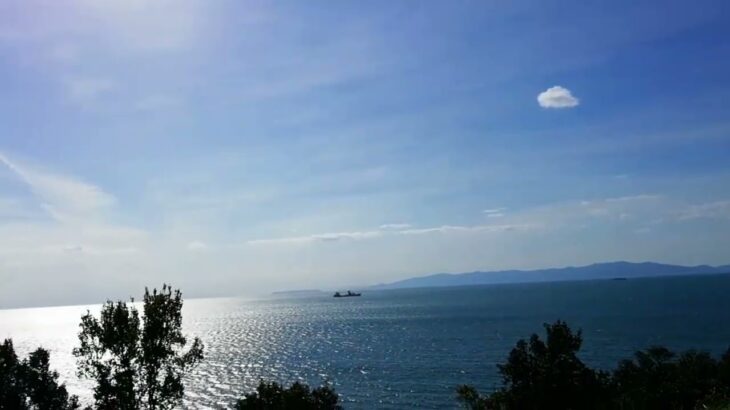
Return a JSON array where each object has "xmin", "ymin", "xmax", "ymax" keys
[{"xmin": 369, "ymin": 261, "xmax": 730, "ymax": 290}]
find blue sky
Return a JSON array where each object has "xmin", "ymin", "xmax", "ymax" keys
[{"xmin": 1, "ymin": 0, "xmax": 729, "ymax": 307}]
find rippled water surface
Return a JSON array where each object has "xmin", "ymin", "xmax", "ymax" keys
[{"xmin": 3, "ymin": 274, "xmax": 730, "ymax": 409}]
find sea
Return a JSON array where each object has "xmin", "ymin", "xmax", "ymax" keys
[{"xmin": 2, "ymin": 274, "xmax": 730, "ymax": 409}]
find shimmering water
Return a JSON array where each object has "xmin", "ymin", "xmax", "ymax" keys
[{"xmin": 2, "ymin": 274, "xmax": 730, "ymax": 409}]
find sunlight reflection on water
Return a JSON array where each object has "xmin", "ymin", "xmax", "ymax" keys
[{"xmin": 2, "ymin": 276, "xmax": 730, "ymax": 409}]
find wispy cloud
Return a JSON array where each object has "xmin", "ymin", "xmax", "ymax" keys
[
  {"xmin": 48, "ymin": 43, "xmax": 80, "ymax": 64},
  {"xmin": 65, "ymin": 77, "xmax": 115, "ymax": 103},
  {"xmin": 187, "ymin": 240, "xmax": 208, "ymax": 251},
  {"xmin": 604, "ymin": 194, "xmax": 661, "ymax": 203},
  {"xmin": 483, "ymin": 208, "xmax": 506, "ymax": 218},
  {"xmin": 398, "ymin": 224, "xmax": 533, "ymax": 235},
  {"xmin": 135, "ymin": 94, "xmax": 182, "ymax": 111},
  {"xmin": 379, "ymin": 223, "xmax": 411, "ymax": 229},
  {"xmin": 0, "ymin": 243, "xmax": 139, "ymax": 256},
  {"xmin": 483, "ymin": 207, "xmax": 506, "ymax": 214},
  {"xmin": 537, "ymin": 86, "xmax": 579, "ymax": 108},
  {"xmin": 0, "ymin": 152, "xmax": 115, "ymax": 220},
  {"xmin": 247, "ymin": 230, "xmax": 383, "ymax": 245},
  {"xmin": 676, "ymin": 200, "xmax": 730, "ymax": 221},
  {"xmin": 247, "ymin": 223, "xmax": 534, "ymax": 245}
]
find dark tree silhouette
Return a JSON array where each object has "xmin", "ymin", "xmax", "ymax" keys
[
  {"xmin": 612, "ymin": 347, "xmax": 730, "ymax": 410},
  {"xmin": 457, "ymin": 321, "xmax": 610, "ymax": 409},
  {"xmin": 458, "ymin": 320, "xmax": 730, "ymax": 410},
  {"xmin": 0, "ymin": 339, "xmax": 79, "ymax": 409},
  {"xmin": 20, "ymin": 348, "xmax": 81, "ymax": 409},
  {"xmin": 0, "ymin": 339, "xmax": 25, "ymax": 409},
  {"xmin": 73, "ymin": 285, "xmax": 203, "ymax": 410},
  {"xmin": 486, "ymin": 320, "xmax": 610, "ymax": 409},
  {"xmin": 235, "ymin": 381, "xmax": 341, "ymax": 410}
]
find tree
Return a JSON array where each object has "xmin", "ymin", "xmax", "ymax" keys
[
  {"xmin": 457, "ymin": 321, "xmax": 730, "ymax": 410},
  {"xmin": 235, "ymin": 381, "xmax": 342, "ymax": 410},
  {"xmin": 20, "ymin": 348, "xmax": 81, "ymax": 409},
  {"xmin": 0, "ymin": 339, "xmax": 25, "ymax": 409},
  {"xmin": 0, "ymin": 339, "xmax": 79, "ymax": 410},
  {"xmin": 455, "ymin": 385, "xmax": 490, "ymax": 410},
  {"xmin": 73, "ymin": 285, "xmax": 203, "ymax": 409},
  {"xmin": 612, "ymin": 347, "xmax": 730, "ymax": 410},
  {"xmin": 457, "ymin": 321, "xmax": 611, "ymax": 409}
]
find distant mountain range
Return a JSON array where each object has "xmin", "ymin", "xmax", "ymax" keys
[{"xmin": 369, "ymin": 261, "xmax": 730, "ymax": 290}]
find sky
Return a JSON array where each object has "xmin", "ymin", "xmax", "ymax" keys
[{"xmin": 1, "ymin": 0, "xmax": 730, "ymax": 308}]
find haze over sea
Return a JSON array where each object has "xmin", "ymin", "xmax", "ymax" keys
[{"xmin": 2, "ymin": 273, "xmax": 730, "ymax": 409}]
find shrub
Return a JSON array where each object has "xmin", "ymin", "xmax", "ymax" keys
[{"xmin": 235, "ymin": 381, "xmax": 341, "ymax": 410}]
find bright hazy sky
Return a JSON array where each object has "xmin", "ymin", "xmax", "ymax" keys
[{"xmin": 1, "ymin": 0, "xmax": 730, "ymax": 308}]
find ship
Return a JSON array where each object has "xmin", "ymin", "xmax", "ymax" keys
[{"xmin": 333, "ymin": 290, "xmax": 361, "ymax": 298}]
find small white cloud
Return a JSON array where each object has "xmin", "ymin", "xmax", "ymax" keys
[
  {"xmin": 187, "ymin": 241, "xmax": 208, "ymax": 251},
  {"xmin": 62, "ymin": 244, "xmax": 84, "ymax": 253},
  {"xmin": 483, "ymin": 207, "xmax": 505, "ymax": 213},
  {"xmin": 483, "ymin": 208, "xmax": 506, "ymax": 218},
  {"xmin": 49, "ymin": 44, "xmax": 80, "ymax": 63},
  {"xmin": 537, "ymin": 86, "xmax": 579, "ymax": 109},
  {"xmin": 135, "ymin": 95, "xmax": 182, "ymax": 111},
  {"xmin": 379, "ymin": 223, "xmax": 411, "ymax": 230},
  {"xmin": 66, "ymin": 78, "xmax": 115, "ymax": 103}
]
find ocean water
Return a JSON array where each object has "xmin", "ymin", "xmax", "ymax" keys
[{"xmin": 2, "ymin": 274, "xmax": 730, "ymax": 409}]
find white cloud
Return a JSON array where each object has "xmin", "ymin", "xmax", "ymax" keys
[
  {"xmin": 48, "ymin": 43, "xmax": 80, "ymax": 64},
  {"xmin": 379, "ymin": 223, "xmax": 411, "ymax": 230},
  {"xmin": 0, "ymin": 152, "xmax": 115, "ymax": 220},
  {"xmin": 76, "ymin": 0, "xmax": 209, "ymax": 52},
  {"xmin": 398, "ymin": 224, "xmax": 532, "ymax": 235},
  {"xmin": 676, "ymin": 200, "xmax": 730, "ymax": 221},
  {"xmin": 483, "ymin": 208, "xmax": 506, "ymax": 218},
  {"xmin": 247, "ymin": 223, "xmax": 534, "ymax": 245},
  {"xmin": 187, "ymin": 240, "xmax": 208, "ymax": 251},
  {"xmin": 604, "ymin": 194, "xmax": 661, "ymax": 202},
  {"xmin": 483, "ymin": 207, "xmax": 506, "ymax": 214},
  {"xmin": 247, "ymin": 230, "xmax": 383, "ymax": 245},
  {"xmin": 575, "ymin": 194, "xmax": 662, "ymax": 221},
  {"xmin": 135, "ymin": 95, "xmax": 182, "ymax": 111},
  {"xmin": 65, "ymin": 78, "xmax": 115, "ymax": 103},
  {"xmin": 537, "ymin": 86, "xmax": 579, "ymax": 108}
]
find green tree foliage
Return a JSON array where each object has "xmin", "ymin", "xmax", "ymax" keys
[
  {"xmin": 458, "ymin": 320, "xmax": 609, "ymax": 409},
  {"xmin": 73, "ymin": 285, "xmax": 203, "ymax": 410},
  {"xmin": 612, "ymin": 347, "xmax": 730, "ymax": 409},
  {"xmin": 0, "ymin": 339, "xmax": 79, "ymax": 409},
  {"xmin": 458, "ymin": 320, "xmax": 730, "ymax": 410},
  {"xmin": 235, "ymin": 381, "xmax": 342, "ymax": 410}
]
